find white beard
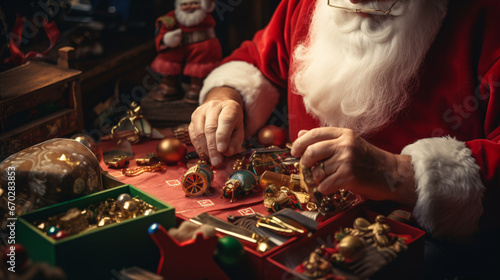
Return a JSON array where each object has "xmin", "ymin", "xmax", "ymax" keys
[
  {"xmin": 292, "ymin": 0, "xmax": 448, "ymax": 135},
  {"xmin": 175, "ymin": 6, "xmax": 207, "ymax": 27}
]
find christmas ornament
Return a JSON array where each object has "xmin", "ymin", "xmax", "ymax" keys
[
  {"xmin": 52, "ymin": 230, "xmax": 69, "ymax": 240},
  {"xmin": 336, "ymin": 235, "xmax": 366, "ymax": 262},
  {"xmin": 122, "ymin": 200, "xmax": 139, "ymax": 218},
  {"xmin": 182, "ymin": 160, "xmax": 213, "ymax": 197},
  {"xmin": 257, "ymin": 125, "xmax": 286, "ymax": 147},
  {"xmin": 71, "ymin": 133, "xmax": 98, "ymax": 156},
  {"xmin": 108, "ymin": 102, "xmax": 153, "ymax": 144},
  {"xmin": 2, "ymin": 244, "xmax": 29, "ymax": 270},
  {"xmin": 156, "ymin": 138, "xmax": 187, "ymax": 164},
  {"xmin": 0, "ymin": 139, "xmax": 103, "ymax": 216},
  {"xmin": 47, "ymin": 226, "xmax": 60, "ymax": 236},
  {"xmin": 34, "ymin": 195, "xmax": 157, "ymax": 239},
  {"xmin": 122, "ymin": 162, "xmax": 167, "ymax": 177},
  {"xmin": 215, "ymin": 236, "xmax": 245, "ymax": 266},
  {"xmin": 222, "ymin": 170, "xmax": 258, "ymax": 203},
  {"xmin": 116, "ymin": 193, "xmax": 133, "ymax": 207}
]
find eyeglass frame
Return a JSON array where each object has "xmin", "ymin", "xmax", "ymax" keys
[{"xmin": 327, "ymin": 0, "xmax": 401, "ymax": 16}]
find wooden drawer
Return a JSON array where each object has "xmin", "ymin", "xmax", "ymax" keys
[{"xmin": 0, "ymin": 61, "xmax": 83, "ymax": 161}]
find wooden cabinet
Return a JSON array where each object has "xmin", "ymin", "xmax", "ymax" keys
[{"xmin": 0, "ymin": 61, "xmax": 83, "ymax": 161}]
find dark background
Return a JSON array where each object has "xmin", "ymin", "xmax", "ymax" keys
[{"xmin": 0, "ymin": 0, "xmax": 281, "ymax": 134}]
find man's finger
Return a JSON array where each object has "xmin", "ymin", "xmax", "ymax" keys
[
  {"xmin": 189, "ymin": 115, "xmax": 210, "ymax": 161},
  {"xmin": 317, "ymin": 171, "xmax": 346, "ymax": 195},
  {"xmin": 216, "ymin": 103, "xmax": 243, "ymax": 153},
  {"xmin": 297, "ymin": 130, "xmax": 309, "ymax": 138},
  {"xmin": 223, "ymin": 124, "xmax": 245, "ymax": 157},
  {"xmin": 291, "ymin": 127, "xmax": 346, "ymax": 157},
  {"xmin": 205, "ymin": 106, "xmax": 224, "ymax": 166},
  {"xmin": 299, "ymin": 139, "xmax": 340, "ymax": 167}
]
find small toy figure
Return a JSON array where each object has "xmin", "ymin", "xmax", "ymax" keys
[
  {"xmin": 302, "ymin": 246, "xmax": 332, "ymax": 278},
  {"xmin": 149, "ymin": 0, "xmax": 222, "ymax": 103},
  {"xmin": 105, "ymin": 155, "xmax": 130, "ymax": 169},
  {"xmin": 343, "ymin": 215, "xmax": 408, "ymax": 253},
  {"xmin": 182, "ymin": 160, "xmax": 213, "ymax": 197},
  {"xmin": 107, "ymin": 102, "xmax": 152, "ymax": 144},
  {"xmin": 222, "ymin": 170, "xmax": 258, "ymax": 203},
  {"xmin": 263, "ymin": 184, "xmax": 291, "ymax": 213},
  {"xmin": 248, "ymin": 147, "xmax": 294, "ymax": 176},
  {"xmin": 136, "ymin": 153, "xmax": 159, "ymax": 165},
  {"xmin": 368, "ymin": 215, "xmax": 392, "ymax": 248}
]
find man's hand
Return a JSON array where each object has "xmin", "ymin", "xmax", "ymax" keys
[
  {"xmin": 291, "ymin": 127, "xmax": 417, "ymax": 206},
  {"xmin": 189, "ymin": 86, "xmax": 245, "ymax": 167},
  {"xmin": 163, "ymin": 29, "xmax": 182, "ymax": 48}
]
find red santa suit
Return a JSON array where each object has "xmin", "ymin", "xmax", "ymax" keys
[
  {"xmin": 151, "ymin": 10, "xmax": 222, "ymax": 78},
  {"xmin": 200, "ymin": 0, "xmax": 500, "ymax": 241}
]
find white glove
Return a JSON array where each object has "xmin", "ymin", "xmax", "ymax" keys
[{"xmin": 162, "ymin": 29, "xmax": 182, "ymax": 48}]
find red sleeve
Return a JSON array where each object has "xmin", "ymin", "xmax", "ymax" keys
[{"xmin": 463, "ymin": 1, "xmax": 500, "ymax": 231}]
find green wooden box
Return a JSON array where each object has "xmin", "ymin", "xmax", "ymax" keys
[{"xmin": 17, "ymin": 184, "xmax": 175, "ymax": 280}]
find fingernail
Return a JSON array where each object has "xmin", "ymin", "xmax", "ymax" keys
[
  {"xmin": 199, "ymin": 153, "xmax": 209, "ymax": 161},
  {"xmin": 211, "ymin": 156, "xmax": 221, "ymax": 166},
  {"xmin": 217, "ymin": 143, "xmax": 227, "ymax": 153}
]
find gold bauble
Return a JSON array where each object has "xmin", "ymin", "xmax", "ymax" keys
[
  {"xmin": 156, "ymin": 138, "xmax": 187, "ymax": 164},
  {"xmin": 337, "ymin": 235, "xmax": 366, "ymax": 262},
  {"xmin": 257, "ymin": 125, "xmax": 286, "ymax": 147}
]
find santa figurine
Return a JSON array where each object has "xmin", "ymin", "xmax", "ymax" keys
[{"xmin": 149, "ymin": 0, "xmax": 221, "ymax": 104}]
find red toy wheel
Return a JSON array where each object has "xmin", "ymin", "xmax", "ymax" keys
[{"xmin": 182, "ymin": 172, "xmax": 208, "ymax": 197}]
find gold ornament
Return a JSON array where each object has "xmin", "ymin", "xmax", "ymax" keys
[{"xmin": 156, "ymin": 138, "xmax": 187, "ymax": 164}]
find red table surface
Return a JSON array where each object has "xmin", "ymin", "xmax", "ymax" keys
[{"xmin": 98, "ymin": 139, "xmax": 269, "ymax": 220}]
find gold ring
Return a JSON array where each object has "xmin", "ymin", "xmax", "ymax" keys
[{"xmin": 319, "ymin": 161, "xmax": 326, "ymax": 177}]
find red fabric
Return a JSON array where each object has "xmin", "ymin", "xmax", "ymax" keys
[
  {"xmin": 151, "ymin": 11, "xmax": 222, "ymax": 78},
  {"xmin": 99, "ymin": 139, "xmax": 264, "ymax": 220},
  {"xmin": 223, "ymin": 0, "xmax": 500, "ymax": 233},
  {"xmin": 4, "ymin": 14, "xmax": 60, "ymax": 65}
]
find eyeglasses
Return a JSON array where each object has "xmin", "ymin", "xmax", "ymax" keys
[{"xmin": 327, "ymin": 0, "xmax": 401, "ymax": 16}]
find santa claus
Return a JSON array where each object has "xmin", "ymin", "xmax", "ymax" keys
[
  {"xmin": 149, "ymin": 0, "xmax": 221, "ymax": 103},
  {"xmin": 190, "ymin": 0, "xmax": 500, "ymax": 277}
]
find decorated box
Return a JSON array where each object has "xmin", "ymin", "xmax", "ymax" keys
[
  {"xmin": 265, "ymin": 206, "xmax": 425, "ymax": 279},
  {"xmin": 17, "ymin": 184, "xmax": 175, "ymax": 280},
  {"xmin": 0, "ymin": 138, "xmax": 103, "ymax": 216},
  {"xmin": 208, "ymin": 199, "xmax": 366, "ymax": 279}
]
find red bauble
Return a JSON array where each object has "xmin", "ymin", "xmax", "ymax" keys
[
  {"xmin": 156, "ymin": 138, "xmax": 187, "ymax": 164},
  {"xmin": 257, "ymin": 125, "xmax": 286, "ymax": 147},
  {"xmin": 3, "ymin": 243, "xmax": 29, "ymax": 269},
  {"xmin": 52, "ymin": 230, "xmax": 69, "ymax": 240}
]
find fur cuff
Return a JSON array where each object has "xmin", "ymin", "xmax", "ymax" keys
[
  {"xmin": 163, "ymin": 29, "xmax": 182, "ymax": 48},
  {"xmin": 200, "ymin": 61, "xmax": 280, "ymax": 137},
  {"xmin": 401, "ymin": 137, "xmax": 485, "ymax": 239}
]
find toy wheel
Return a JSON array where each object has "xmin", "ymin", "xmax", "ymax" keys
[{"xmin": 182, "ymin": 172, "xmax": 208, "ymax": 197}]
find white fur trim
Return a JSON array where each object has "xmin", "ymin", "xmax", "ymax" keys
[
  {"xmin": 401, "ymin": 136, "xmax": 485, "ymax": 239},
  {"xmin": 162, "ymin": 29, "xmax": 182, "ymax": 48},
  {"xmin": 200, "ymin": 61, "xmax": 280, "ymax": 137}
]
